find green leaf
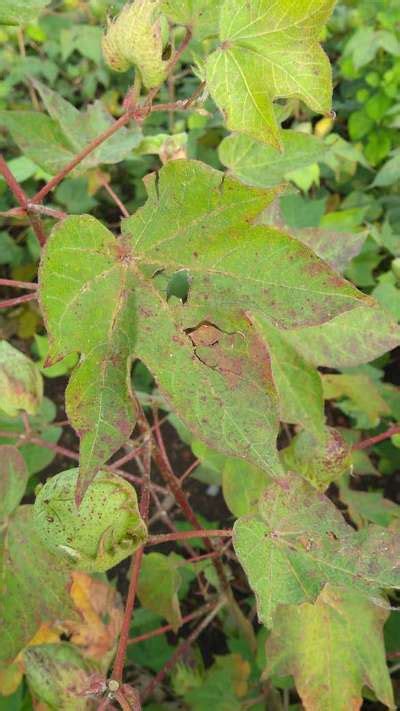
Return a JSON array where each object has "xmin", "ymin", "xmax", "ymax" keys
[
  {"xmin": 265, "ymin": 585, "xmax": 395, "ymax": 711},
  {"xmin": 161, "ymin": 0, "xmax": 221, "ymax": 39},
  {"xmin": 184, "ymin": 654, "xmax": 251, "ymax": 711},
  {"xmin": 340, "ymin": 484, "xmax": 400, "ymax": 528},
  {"xmin": 0, "ymin": 81, "xmax": 141, "ymax": 176},
  {"xmin": 206, "ymin": 0, "xmax": 335, "ymax": 148},
  {"xmin": 219, "ymin": 131, "xmax": 327, "ymax": 188},
  {"xmin": 280, "ymin": 427, "xmax": 352, "ymax": 489},
  {"xmin": 23, "ymin": 643, "xmax": 95, "ymax": 710},
  {"xmin": 138, "ymin": 553, "xmax": 183, "ymax": 631},
  {"xmin": 233, "ymin": 472, "xmax": 400, "ymax": 627},
  {"xmin": 254, "ymin": 318, "xmax": 325, "ymax": 437},
  {"xmin": 282, "ymin": 305, "xmax": 400, "ymax": 368},
  {"xmin": 322, "ymin": 373, "xmax": 390, "ymax": 428},
  {"xmin": 0, "ymin": 506, "xmax": 77, "ymax": 662},
  {"xmin": 0, "ymin": 446, "xmax": 28, "ymax": 521},
  {"xmin": 222, "ymin": 459, "xmax": 269, "ymax": 517},
  {"xmin": 0, "ymin": 342, "xmax": 43, "ymax": 417},
  {"xmin": 372, "ymin": 154, "xmax": 400, "ymax": 187},
  {"xmin": 124, "ymin": 161, "xmax": 368, "ymax": 329},
  {"xmin": 0, "ymin": 0, "xmax": 49, "ymax": 26},
  {"xmin": 39, "ymin": 216, "xmax": 138, "ymax": 498}
]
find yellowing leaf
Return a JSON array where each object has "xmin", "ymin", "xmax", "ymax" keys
[
  {"xmin": 0, "ymin": 341, "xmax": 43, "ymax": 417},
  {"xmin": 63, "ymin": 572, "xmax": 124, "ymax": 665},
  {"xmin": 322, "ymin": 373, "xmax": 390, "ymax": 427},
  {"xmin": 206, "ymin": 0, "xmax": 335, "ymax": 147},
  {"xmin": 265, "ymin": 585, "xmax": 395, "ymax": 711}
]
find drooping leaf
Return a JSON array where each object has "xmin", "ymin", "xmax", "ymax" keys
[
  {"xmin": 265, "ymin": 585, "xmax": 395, "ymax": 711},
  {"xmin": 322, "ymin": 373, "xmax": 390, "ymax": 428},
  {"xmin": 0, "ymin": 506, "xmax": 78, "ymax": 663},
  {"xmin": 138, "ymin": 553, "xmax": 183, "ymax": 631},
  {"xmin": 254, "ymin": 318, "xmax": 325, "ymax": 437},
  {"xmin": 0, "ymin": 446, "xmax": 28, "ymax": 521},
  {"xmin": 0, "ymin": 342, "xmax": 43, "ymax": 417},
  {"xmin": 233, "ymin": 472, "xmax": 400, "ymax": 627},
  {"xmin": 340, "ymin": 483, "xmax": 400, "ymax": 529},
  {"xmin": 39, "ymin": 218, "xmax": 138, "ymax": 496},
  {"xmin": 161, "ymin": 0, "xmax": 221, "ymax": 39},
  {"xmin": 222, "ymin": 459, "xmax": 269, "ymax": 518},
  {"xmin": 282, "ymin": 304, "xmax": 400, "ymax": 368},
  {"xmin": 280, "ymin": 427, "xmax": 352, "ymax": 490},
  {"xmin": 372, "ymin": 153, "xmax": 400, "ymax": 187},
  {"xmin": 219, "ymin": 131, "xmax": 327, "ymax": 188},
  {"xmin": 23, "ymin": 643, "xmax": 95, "ymax": 710},
  {"xmin": 206, "ymin": 0, "xmax": 335, "ymax": 148},
  {"xmin": 0, "ymin": 82, "xmax": 141, "ymax": 176},
  {"xmin": 0, "ymin": 0, "xmax": 50, "ymax": 26}
]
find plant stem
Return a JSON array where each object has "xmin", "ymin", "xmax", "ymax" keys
[
  {"xmin": 353, "ymin": 425, "xmax": 400, "ymax": 451},
  {"xmin": 0, "ymin": 293, "xmax": 37, "ymax": 309},
  {"xmin": 141, "ymin": 598, "xmax": 226, "ymax": 703},
  {"xmin": 101, "ymin": 178, "xmax": 130, "ymax": 218},
  {"xmin": 111, "ymin": 406, "xmax": 152, "ymax": 685},
  {"xmin": 146, "ymin": 529, "xmax": 233, "ymax": 546},
  {"xmin": 0, "ymin": 154, "xmax": 47, "ymax": 245},
  {"xmin": 128, "ymin": 602, "xmax": 215, "ymax": 645},
  {"xmin": 0, "ymin": 278, "xmax": 38, "ymax": 290}
]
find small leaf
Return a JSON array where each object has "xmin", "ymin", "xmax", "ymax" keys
[
  {"xmin": 0, "ymin": 506, "xmax": 78, "ymax": 663},
  {"xmin": 372, "ymin": 153, "xmax": 400, "ymax": 187},
  {"xmin": 233, "ymin": 472, "xmax": 400, "ymax": 627},
  {"xmin": 185, "ymin": 654, "xmax": 251, "ymax": 711},
  {"xmin": 0, "ymin": 446, "xmax": 28, "ymax": 520},
  {"xmin": 0, "ymin": 342, "xmax": 43, "ymax": 417},
  {"xmin": 138, "ymin": 552, "xmax": 183, "ymax": 631},
  {"xmin": 280, "ymin": 427, "xmax": 352, "ymax": 489},
  {"xmin": 206, "ymin": 0, "xmax": 335, "ymax": 147},
  {"xmin": 219, "ymin": 131, "xmax": 327, "ymax": 188},
  {"xmin": 23, "ymin": 643, "xmax": 95, "ymax": 710},
  {"xmin": 39, "ymin": 217, "xmax": 138, "ymax": 496},
  {"xmin": 161, "ymin": 0, "xmax": 221, "ymax": 39},
  {"xmin": 322, "ymin": 373, "xmax": 390, "ymax": 428},
  {"xmin": 265, "ymin": 585, "xmax": 395, "ymax": 711},
  {"xmin": 33, "ymin": 469, "xmax": 147, "ymax": 570},
  {"xmin": 0, "ymin": 0, "xmax": 50, "ymax": 26}
]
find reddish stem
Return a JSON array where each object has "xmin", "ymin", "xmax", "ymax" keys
[
  {"xmin": 111, "ymin": 409, "xmax": 152, "ymax": 685},
  {"xmin": 102, "ymin": 179, "xmax": 130, "ymax": 218},
  {"xmin": 0, "ymin": 278, "xmax": 38, "ymax": 290},
  {"xmin": 0, "ymin": 292, "xmax": 37, "ymax": 309},
  {"xmin": 146, "ymin": 529, "xmax": 233, "ymax": 546},
  {"xmin": 0, "ymin": 154, "xmax": 47, "ymax": 245},
  {"xmin": 128, "ymin": 602, "xmax": 214, "ymax": 646},
  {"xmin": 31, "ymin": 112, "xmax": 134, "ymax": 204},
  {"xmin": 352, "ymin": 425, "xmax": 400, "ymax": 451},
  {"xmin": 141, "ymin": 600, "xmax": 225, "ymax": 703}
]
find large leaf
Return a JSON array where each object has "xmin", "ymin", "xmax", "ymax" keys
[
  {"xmin": 206, "ymin": 0, "xmax": 335, "ymax": 148},
  {"xmin": 40, "ymin": 161, "xmax": 371, "ymax": 491},
  {"xmin": 265, "ymin": 585, "xmax": 395, "ymax": 711},
  {"xmin": 123, "ymin": 161, "xmax": 368, "ymax": 329},
  {"xmin": 233, "ymin": 472, "xmax": 400, "ymax": 627},
  {"xmin": 39, "ymin": 217, "xmax": 138, "ymax": 496},
  {"xmin": 0, "ymin": 0, "xmax": 49, "ymax": 25},
  {"xmin": 0, "ymin": 81, "xmax": 141, "ymax": 176},
  {"xmin": 0, "ymin": 506, "xmax": 77, "ymax": 663},
  {"xmin": 219, "ymin": 131, "xmax": 327, "ymax": 188}
]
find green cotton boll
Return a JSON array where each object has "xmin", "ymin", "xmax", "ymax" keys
[
  {"xmin": 33, "ymin": 468, "xmax": 147, "ymax": 572},
  {"xmin": 102, "ymin": 0, "xmax": 168, "ymax": 88}
]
